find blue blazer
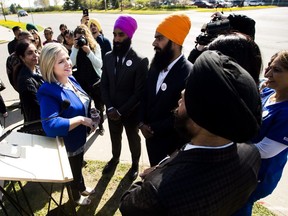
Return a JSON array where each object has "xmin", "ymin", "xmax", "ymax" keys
[{"xmin": 37, "ymin": 76, "xmax": 90, "ymax": 153}]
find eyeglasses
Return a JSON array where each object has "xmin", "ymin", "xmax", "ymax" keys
[{"xmin": 31, "ymin": 39, "xmax": 36, "ymax": 43}]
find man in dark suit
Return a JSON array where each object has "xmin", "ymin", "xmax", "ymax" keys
[
  {"xmin": 139, "ymin": 14, "xmax": 193, "ymax": 166},
  {"xmin": 7, "ymin": 26, "xmax": 22, "ymax": 55},
  {"xmin": 120, "ymin": 50, "xmax": 262, "ymax": 216},
  {"xmin": 101, "ymin": 15, "xmax": 149, "ymax": 180}
]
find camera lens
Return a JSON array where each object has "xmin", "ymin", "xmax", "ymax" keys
[{"xmin": 77, "ymin": 36, "xmax": 87, "ymax": 47}]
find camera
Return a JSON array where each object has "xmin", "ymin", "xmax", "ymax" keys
[
  {"xmin": 77, "ymin": 35, "xmax": 87, "ymax": 47},
  {"xmin": 195, "ymin": 17, "xmax": 230, "ymax": 46}
]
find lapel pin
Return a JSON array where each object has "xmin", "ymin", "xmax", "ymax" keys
[
  {"xmin": 161, "ymin": 83, "xmax": 167, "ymax": 91},
  {"xmin": 126, "ymin": 60, "xmax": 132, "ymax": 67}
]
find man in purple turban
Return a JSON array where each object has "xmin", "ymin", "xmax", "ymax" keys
[{"xmin": 101, "ymin": 15, "xmax": 149, "ymax": 180}]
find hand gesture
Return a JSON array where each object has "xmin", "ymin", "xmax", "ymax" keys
[{"xmin": 81, "ymin": 15, "xmax": 89, "ymax": 26}]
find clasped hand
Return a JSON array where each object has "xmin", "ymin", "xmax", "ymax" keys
[
  {"xmin": 107, "ymin": 108, "xmax": 121, "ymax": 121},
  {"xmin": 140, "ymin": 124, "xmax": 154, "ymax": 139}
]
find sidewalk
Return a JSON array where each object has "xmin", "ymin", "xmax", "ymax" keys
[{"xmin": 0, "ymin": 26, "xmax": 14, "ymax": 42}]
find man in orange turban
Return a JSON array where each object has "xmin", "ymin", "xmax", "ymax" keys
[
  {"xmin": 139, "ymin": 13, "xmax": 193, "ymax": 166},
  {"xmin": 156, "ymin": 13, "xmax": 191, "ymax": 46}
]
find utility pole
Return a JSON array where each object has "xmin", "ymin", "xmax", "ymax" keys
[
  {"xmin": 0, "ymin": 0, "xmax": 7, "ymax": 21},
  {"xmin": 28, "ymin": 0, "xmax": 35, "ymax": 24}
]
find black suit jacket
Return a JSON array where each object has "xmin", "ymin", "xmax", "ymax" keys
[
  {"xmin": 17, "ymin": 65, "xmax": 43, "ymax": 122},
  {"xmin": 101, "ymin": 48, "xmax": 149, "ymax": 117},
  {"xmin": 120, "ymin": 143, "xmax": 261, "ymax": 216},
  {"xmin": 140, "ymin": 56, "xmax": 192, "ymax": 151}
]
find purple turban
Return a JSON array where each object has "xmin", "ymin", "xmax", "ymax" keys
[{"xmin": 114, "ymin": 15, "xmax": 138, "ymax": 39}]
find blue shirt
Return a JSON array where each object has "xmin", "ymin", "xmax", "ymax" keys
[{"xmin": 251, "ymin": 87, "xmax": 288, "ymax": 200}]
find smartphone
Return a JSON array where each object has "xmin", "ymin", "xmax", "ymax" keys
[{"xmin": 83, "ymin": 8, "xmax": 89, "ymax": 17}]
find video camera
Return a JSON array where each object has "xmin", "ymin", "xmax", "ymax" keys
[{"xmin": 195, "ymin": 16, "xmax": 230, "ymax": 46}]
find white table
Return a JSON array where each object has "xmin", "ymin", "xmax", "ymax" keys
[{"xmin": 0, "ymin": 131, "xmax": 75, "ymax": 215}]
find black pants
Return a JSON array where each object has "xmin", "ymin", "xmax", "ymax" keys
[
  {"xmin": 0, "ymin": 95, "xmax": 7, "ymax": 114},
  {"xmin": 68, "ymin": 152, "xmax": 86, "ymax": 201},
  {"xmin": 107, "ymin": 113, "xmax": 141, "ymax": 165}
]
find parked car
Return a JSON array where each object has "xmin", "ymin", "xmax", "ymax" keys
[
  {"xmin": 215, "ymin": 0, "xmax": 233, "ymax": 7},
  {"xmin": 17, "ymin": 10, "xmax": 28, "ymax": 17},
  {"xmin": 248, "ymin": 0, "xmax": 264, "ymax": 5},
  {"xmin": 231, "ymin": 0, "xmax": 245, "ymax": 6},
  {"xmin": 192, "ymin": 0, "xmax": 214, "ymax": 8}
]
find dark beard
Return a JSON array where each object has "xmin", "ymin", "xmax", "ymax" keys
[
  {"xmin": 151, "ymin": 40, "xmax": 174, "ymax": 72},
  {"xmin": 113, "ymin": 38, "xmax": 131, "ymax": 57},
  {"xmin": 174, "ymin": 108, "xmax": 193, "ymax": 143}
]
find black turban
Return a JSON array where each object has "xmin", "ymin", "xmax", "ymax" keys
[
  {"xmin": 228, "ymin": 14, "xmax": 256, "ymax": 40},
  {"xmin": 185, "ymin": 50, "xmax": 261, "ymax": 142}
]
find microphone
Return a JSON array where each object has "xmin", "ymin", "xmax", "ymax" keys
[{"xmin": 0, "ymin": 100, "xmax": 70, "ymax": 143}]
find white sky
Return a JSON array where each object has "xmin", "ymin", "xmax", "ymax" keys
[{"xmin": 3, "ymin": 0, "xmax": 64, "ymax": 8}]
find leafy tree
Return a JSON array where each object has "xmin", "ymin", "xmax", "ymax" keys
[
  {"xmin": 34, "ymin": 0, "xmax": 50, "ymax": 7},
  {"xmin": 95, "ymin": 0, "xmax": 106, "ymax": 9},
  {"xmin": 63, "ymin": 0, "xmax": 73, "ymax": 10},
  {"xmin": 9, "ymin": 3, "xmax": 17, "ymax": 14},
  {"xmin": 73, "ymin": 0, "xmax": 81, "ymax": 9},
  {"xmin": 135, "ymin": 0, "xmax": 150, "ymax": 7},
  {"xmin": 81, "ymin": 0, "xmax": 89, "ymax": 8}
]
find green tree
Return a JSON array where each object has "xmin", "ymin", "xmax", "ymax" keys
[
  {"xmin": 95, "ymin": 0, "xmax": 105, "ymax": 9},
  {"xmin": 72, "ymin": 0, "xmax": 81, "ymax": 10},
  {"xmin": 9, "ymin": 3, "xmax": 17, "ymax": 14},
  {"xmin": 34, "ymin": 0, "xmax": 50, "ymax": 7},
  {"xmin": 63, "ymin": 0, "xmax": 73, "ymax": 10}
]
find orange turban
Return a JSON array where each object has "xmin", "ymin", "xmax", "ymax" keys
[{"xmin": 156, "ymin": 13, "xmax": 191, "ymax": 46}]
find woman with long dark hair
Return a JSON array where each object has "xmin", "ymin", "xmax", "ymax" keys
[{"xmin": 15, "ymin": 40, "xmax": 44, "ymax": 133}]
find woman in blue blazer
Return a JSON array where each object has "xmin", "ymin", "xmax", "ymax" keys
[{"xmin": 37, "ymin": 43, "xmax": 96, "ymax": 206}]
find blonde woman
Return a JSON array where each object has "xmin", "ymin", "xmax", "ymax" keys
[
  {"xmin": 70, "ymin": 24, "xmax": 103, "ymax": 132},
  {"xmin": 30, "ymin": 29, "xmax": 43, "ymax": 53},
  {"xmin": 37, "ymin": 43, "xmax": 96, "ymax": 205}
]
